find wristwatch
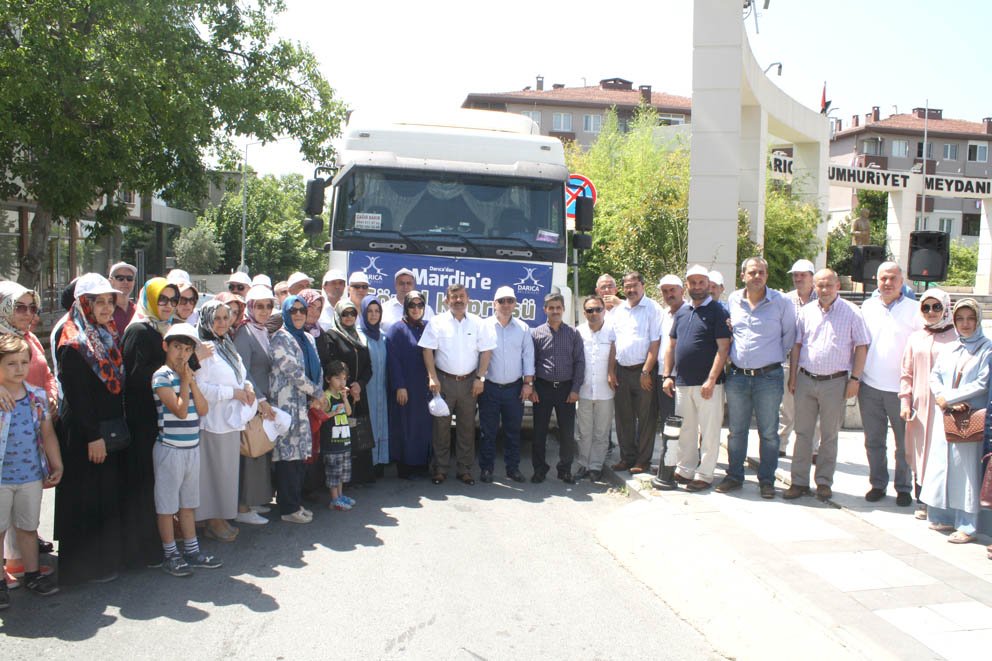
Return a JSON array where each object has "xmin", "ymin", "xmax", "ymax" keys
[
  {"xmin": 849, "ymin": 375, "xmax": 861, "ymax": 382},
  {"xmin": 476, "ymin": 375, "xmax": 486, "ymax": 382}
]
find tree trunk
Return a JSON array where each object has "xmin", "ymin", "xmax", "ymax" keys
[{"xmin": 17, "ymin": 206, "xmax": 53, "ymax": 289}]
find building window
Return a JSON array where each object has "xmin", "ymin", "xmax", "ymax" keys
[
  {"xmin": 968, "ymin": 142, "xmax": 989, "ymax": 162},
  {"xmin": 943, "ymin": 144, "xmax": 959, "ymax": 160},
  {"xmin": 552, "ymin": 112, "xmax": 572, "ymax": 132},
  {"xmin": 657, "ymin": 113, "xmax": 685, "ymax": 126},
  {"xmin": 938, "ymin": 217, "xmax": 953, "ymax": 234},
  {"xmin": 915, "ymin": 215, "xmax": 927, "ymax": 231},
  {"xmin": 962, "ymin": 213, "xmax": 981, "ymax": 236},
  {"xmin": 862, "ymin": 139, "xmax": 881, "ymax": 156},
  {"xmin": 583, "ymin": 114, "xmax": 602, "ymax": 133},
  {"xmin": 891, "ymin": 140, "xmax": 909, "ymax": 157},
  {"xmin": 520, "ymin": 111, "xmax": 541, "ymax": 128},
  {"xmin": 916, "ymin": 141, "xmax": 934, "ymax": 159}
]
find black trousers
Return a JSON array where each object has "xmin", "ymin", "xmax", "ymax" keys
[
  {"xmin": 274, "ymin": 460, "xmax": 305, "ymax": 516},
  {"xmin": 532, "ymin": 379, "xmax": 576, "ymax": 475},
  {"xmin": 614, "ymin": 367, "xmax": 658, "ymax": 468}
]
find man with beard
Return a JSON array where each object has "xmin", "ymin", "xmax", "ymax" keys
[{"xmin": 651, "ymin": 274, "xmax": 685, "ymax": 490}]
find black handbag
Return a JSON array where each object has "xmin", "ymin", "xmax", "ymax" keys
[
  {"xmin": 349, "ymin": 416, "xmax": 375, "ymax": 452},
  {"xmin": 98, "ymin": 418, "xmax": 132, "ymax": 453}
]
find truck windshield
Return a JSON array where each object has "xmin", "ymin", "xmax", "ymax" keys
[{"xmin": 332, "ymin": 167, "xmax": 566, "ymax": 260}]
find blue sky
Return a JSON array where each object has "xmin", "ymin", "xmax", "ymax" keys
[{"xmin": 251, "ymin": 0, "xmax": 992, "ymax": 177}]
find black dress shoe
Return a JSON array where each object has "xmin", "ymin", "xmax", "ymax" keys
[
  {"xmin": 480, "ymin": 469, "xmax": 493, "ymax": 483},
  {"xmin": 588, "ymin": 469, "xmax": 602, "ymax": 482},
  {"xmin": 895, "ymin": 491, "xmax": 913, "ymax": 507},
  {"xmin": 507, "ymin": 469, "xmax": 526, "ymax": 483},
  {"xmin": 865, "ymin": 487, "xmax": 886, "ymax": 502},
  {"xmin": 558, "ymin": 471, "xmax": 575, "ymax": 484},
  {"xmin": 38, "ymin": 539, "xmax": 54, "ymax": 554},
  {"xmin": 530, "ymin": 472, "xmax": 546, "ymax": 484},
  {"xmin": 574, "ymin": 466, "xmax": 589, "ymax": 480}
]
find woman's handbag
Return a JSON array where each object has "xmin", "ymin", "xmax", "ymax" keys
[
  {"xmin": 349, "ymin": 415, "xmax": 375, "ymax": 452},
  {"xmin": 942, "ymin": 406, "xmax": 985, "ymax": 443},
  {"xmin": 981, "ymin": 453, "xmax": 992, "ymax": 509},
  {"xmin": 240, "ymin": 414, "xmax": 274, "ymax": 458},
  {"xmin": 98, "ymin": 418, "xmax": 131, "ymax": 453}
]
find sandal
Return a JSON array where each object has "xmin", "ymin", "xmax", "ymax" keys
[
  {"xmin": 203, "ymin": 526, "xmax": 238, "ymax": 543},
  {"xmin": 928, "ymin": 522, "xmax": 954, "ymax": 532},
  {"xmin": 948, "ymin": 531, "xmax": 976, "ymax": 544}
]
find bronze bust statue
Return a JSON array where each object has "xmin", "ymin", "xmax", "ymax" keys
[{"xmin": 852, "ymin": 209, "xmax": 871, "ymax": 246}]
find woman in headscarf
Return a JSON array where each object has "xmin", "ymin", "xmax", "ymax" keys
[
  {"xmin": 298, "ymin": 289, "xmax": 324, "ymax": 339},
  {"xmin": 55, "ymin": 273, "xmax": 127, "ymax": 584},
  {"xmin": 318, "ymin": 299, "xmax": 374, "ymax": 485},
  {"xmin": 120, "ymin": 277, "xmax": 179, "ymax": 567},
  {"xmin": 899, "ymin": 288, "xmax": 957, "ymax": 520},
  {"xmin": 173, "ymin": 282, "xmax": 200, "ymax": 325},
  {"xmin": 268, "ymin": 295, "xmax": 322, "ymax": 523},
  {"xmin": 232, "ymin": 286, "xmax": 278, "ymax": 525},
  {"xmin": 215, "ymin": 291, "xmax": 246, "ymax": 341},
  {"xmin": 921, "ymin": 298, "xmax": 991, "ymax": 545},
  {"xmin": 297, "ymin": 288, "xmax": 326, "ymax": 497},
  {"xmin": 0, "ymin": 282, "xmax": 58, "ymax": 581},
  {"xmin": 386, "ymin": 291, "xmax": 432, "ymax": 479},
  {"xmin": 194, "ymin": 300, "xmax": 254, "ymax": 542},
  {"xmin": 358, "ymin": 294, "xmax": 390, "ymax": 476}
]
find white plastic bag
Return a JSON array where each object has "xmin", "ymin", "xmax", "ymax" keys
[{"xmin": 428, "ymin": 393, "xmax": 450, "ymax": 417}]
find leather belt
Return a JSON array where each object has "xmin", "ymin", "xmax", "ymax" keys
[
  {"xmin": 799, "ymin": 367, "xmax": 848, "ymax": 381},
  {"xmin": 536, "ymin": 378, "xmax": 571, "ymax": 389},
  {"xmin": 439, "ymin": 370, "xmax": 475, "ymax": 382},
  {"xmin": 729, "ymin": 362, "xmax": 780, "ymax": 377},
  {"xmin": 488, "ymin": 379, "xmax": 523, "ymax": 389}
]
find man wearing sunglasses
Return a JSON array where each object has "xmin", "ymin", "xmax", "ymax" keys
[
  {"xmin": 859, "ymin": 262, "xmax": 922, "ymax": 507},
  {"xmin": 226, "ymin": 271, "xmax": 252, "ymax": 296},
  {"xmin": 477, "ymin": 286, "xmax": 533, "ymax": 484},
  {"xmin": 347, "ymin": 271, "xmax": 371, "ymax": 308},
  {"xmin": 575, "ymin": 294, "xmax": 615, "ymax": 482},
  {"xmin": 108, "ymin": 261, "xmax": 137, "ymax": 331}
]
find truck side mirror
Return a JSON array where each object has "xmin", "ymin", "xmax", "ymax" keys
[{"xmin": 304, "ymin": 178, "xmax": 326, "ymax": 217}]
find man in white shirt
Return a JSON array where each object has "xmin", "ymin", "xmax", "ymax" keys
[
  {"xmin": 779, "ymin": 259, "xmax": 819, "ymax": 457},
  {"xmin": 317, "ymin": 269, "xmax": 346, "ymax": 332},
  {"xmin": 576, "ymin": 294, "xmax": 616, "ymax": 482},
  {"xmin": 382, "ymin": 268, "xmax": 435, "ymax": 330},
  {"xmin": 419, "ymin": 284, "xmax": 496, "ymax": 486},
  {"xmin": 860, "ymin": 262, "xmax": 922, "ymax": 506},
  {"xmin": 286, "ymin": 271, "xmax": 312, "ymax": 296},
  {"xmin": 652, "ymin": 274, "xmax": 685, "ymax": 489},
  {"xmin": 596, "ymin": 274, "xmax": 621, "ymax": 317}
]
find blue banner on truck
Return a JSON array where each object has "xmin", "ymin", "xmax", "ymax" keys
[{"xmin": 347, "ymin": 250, "xmax": 553, "ymax": 326}]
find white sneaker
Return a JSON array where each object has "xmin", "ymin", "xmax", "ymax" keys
[
  {"xmin": 235, "ymin": 511, "xmax": 268, "ymax": 525},
  {"xmin": 280, "ymin": 510, "xmax": 312, "ymax": 524},
  {"xmin": 300, "ymin": 507, "xmax": 313, "ymax": 518},
  {"xmin": 250, "ymin": 505, "xmax": 271, "ymax": 514}
]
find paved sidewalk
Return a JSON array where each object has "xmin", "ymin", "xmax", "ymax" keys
[{"xmin": 601, "ymin": 426, "xmax": 992, "ymax": 661}]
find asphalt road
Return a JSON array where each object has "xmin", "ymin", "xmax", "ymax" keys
[{"xmin": 2, "ymin": 466, "xmax": 720, "ymax": 660}]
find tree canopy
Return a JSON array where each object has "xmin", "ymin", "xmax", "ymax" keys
[{"xmin": 0, "ymin": 0, "xmax": 347, "ymax": 285}]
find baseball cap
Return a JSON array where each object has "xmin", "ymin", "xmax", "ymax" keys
[
  {"xmin": 74, "ymin": 273, "xmax": 119, "ymax": 300},
  {"xmin": 163, "ymin": 323, "xmax": 199, "ymax": 344},
  {"xmin": 322, "ymin": 269, "xmax": 346, "ymax": 284},
  {"xmin": 494, "ymin": 286, "xmax": 516, "ymax": 301},
  {"xmin": 708, "ymin": 271, "xmax": 725, "ymax": 287},
  {"xmin": 658, "ymin": 274, "xmax": 683, "ymax": 288},
  {"xmin": 685, "ymin": 264, "xmax": 710, "ymax": 279},
  {"xmin": 251, "ymin": 274, "xmax": 272, "ymax": 288},
  {"xmin": 166, "ymin": 269, "xmax": 191, "ymax": 285},
  {"xmin": 349, "ymin": 271, "xmax": 369, "ymax": 286},
  {"xmin": 287, "ymin": 272, "xmax": 312, "ymax": 289},
  {"xmin": 226, "ymin": 271, "xmax": 252, "ymax": 286},
  {"xmin": 108, "ymin": 262, "xmax": 136, "ymax": 277},
  {"xmin": 788, "ymin": 259, "xmax": 816, "ymax": 274}
]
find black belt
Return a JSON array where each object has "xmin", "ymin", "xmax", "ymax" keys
[
  {"xmin": 488, "ymin": 378, "xmax": 523, "ymax": 389},
  {"xmin": 799, "ymin": 367, "xmax": 848, "ymax": 381},
  {"xmin": 439, "ymin": 370, "xmax": 475, "ymax": 381},
  {"xmin": 729, "ymin": 362, "xmax": 780, "ymax": 377},
  {"xmin": 536, "ymin": 378, "xmax": 572, "ymax": 389},
  {"xmin": 619, "ymin": 363, "xmax": 645, "ymax": 371}
]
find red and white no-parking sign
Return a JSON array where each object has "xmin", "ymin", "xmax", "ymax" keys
[{"xmin": 565, "ymin": 173, "xmax": 597, "ymax": 220}]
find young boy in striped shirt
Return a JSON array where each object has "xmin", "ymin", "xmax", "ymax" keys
[{"xmin": 151, "ymin": 324, "xmax": 218, "ymax": 576}]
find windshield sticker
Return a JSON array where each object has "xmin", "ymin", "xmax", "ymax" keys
[
  {"xmin": 355, "ymin": 212, "xmax": 382, "ymax": 230},
  {"xmin": 536, "ymin": 230, "xmax": 559, "ymax": 244}
]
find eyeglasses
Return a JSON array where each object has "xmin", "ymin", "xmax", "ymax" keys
[
  {"xmin": 13, "ymin": 303, "xmax": 39, "ymax": 315},
  {"xmin": 157, "ymin": 296, "xmax": 180, "ymax": 306},
  {"xmin": 496, "ymin": 298, "xmax": 516, "ymax": 305},
  {"xmin": 351, "ymin": 284, "xmax": 369, "ymax": 290},
  {"xmin": 598, "ymin": 283, "xmax": 616, "ymax": 290},
  {"xmin": 228, "ymin": 284, "xmax": 248, "ymax": 292},
  {"xmin": 341, "ymin": 310, "xmax": 358, "ymax": 318},
  {"xmin": 407, "ymin": 301, "xmax": 426, "ymax": 309},
  {"xmin": 179, "ymin": 296, "xmax": 197, "ymax": 305},
  {"xmin": 921, "ymin": 303, "xmax": 943, "ymax": 313},
  {"xmin": 113, "ymin": 274, "xmax": 134, "ymax": 282},
  {"xmin": 254, "ymin": 303, "xmax": 274, "ymax": 311},
  {"xmin": 584, "ymin": 307, "xmax": 604, "ymax": 314},
  {"xmin": 289, "ymin": 307, "xmax": 307, "ymax": 315}
]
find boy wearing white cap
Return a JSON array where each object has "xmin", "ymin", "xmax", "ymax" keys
[{"xmin": 382, "ymin": 268, "xmax": 434, "ymax": 330}]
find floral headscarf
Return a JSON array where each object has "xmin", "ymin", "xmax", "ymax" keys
[
  {"xmin": 918, "ymin": 288, "xmax": 953, "ymax": 332},
  {"xmin": 130, "ymin": 277, "xmax": 176, "ymax": 335},
  {"xmin": 57, "ymin": 295, "xmax": 125, "ymax": 394},
  {"xmin": 281, "ymin": 295, "xmax": 322, "ymax": 388},
  {"xmin": 197, "ymin": 299, "xmax": 245, "ymax": 385},
  {"xmin": 0, "ymin": 281, "xmax": 41, "ymax": 337},
  {"xmin": 298, "ymin": 288, "xmax": 324, "ymax": 337},
  {"xmin": 329, "ymin": 298, "xmax": 364, "ymax": 348},
  {"xmin": 359, "ymin": 294, "xmax": 382, "ymax": 341}
]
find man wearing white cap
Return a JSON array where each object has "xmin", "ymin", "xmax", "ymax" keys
[
  {"xmin": 108, "ymin": 261, "xmax": 137, "ymax": 331},
  {"xmin": 708, "ymin": 270, "xmax": 728, "ymax": 312},
  {"xmin": 226, "ymin": 271, "xmax": 252, "ymax": 297},
  {"xmin": 382, "ymin": 268, "xmax": 434, "ymax": 330},
  {"xmin": 347, "ymin": 271, "xmax": 370, "ymax": 308},
  {"xmin": 779, "ymin": 258, "xmax": 819, "ymax": 458},
  {"xmin": 286, "ymin": 272, "xmax": 312, "ymax": 296},
  {"xmin": 477, "ymin": 286, "xmax": 533, "ymax": 483},
  {"xmin": 662, "ymin": 265, "xmax": 731, "ymax": 492},
  {"xmin": 651, "ymin": 274, "xmax": 685, "ymax": 489},
  {"xmin": 318, "ymin": 269, "xmax": 347, "ymax": 332}
]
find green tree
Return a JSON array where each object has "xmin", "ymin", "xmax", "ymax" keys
[
  {"xmin": 826, "ymin": 220, "xmax": 854, "ymax": 276},
  {"xmin": 944, "ymin": 240, "xmax": 978, "ymax": 287},
  {"xmin": 0, "ymin": 0, "xmax": 347, "ymax": 287},
  {"xmin": 566, "ymin": 108, "xmax": 689, "ymax": 292},
  {"xmin": 761, "ymin": 183, "xmax": 822, "ymax": 291},
  {"xmin": 174, "ymin": 222, "xmax": 222, "ymax": 274},
  {"xmin": 200, "ymin": 173, "xmax": 324, "ymax": 279}
]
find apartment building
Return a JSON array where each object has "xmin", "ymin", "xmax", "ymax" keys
[
  {"xmin": 463, "ymin": 76, "xmax": 692, "ymax": 148},
  {"xmin": 829, "ymin": 107, "xmax": 992, "ymax": 244}
]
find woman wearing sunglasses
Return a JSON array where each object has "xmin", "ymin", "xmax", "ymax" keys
[
  {"xmin": 386, "ymin": 292, "xmax": 432, "ymax": 479},
  {"xmin": 899, "ymin": 289, "xmax": 957, "ymax": 521}
]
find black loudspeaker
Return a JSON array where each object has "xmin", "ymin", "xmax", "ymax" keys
[
  {"xmin": 851, "ymin": 245, "xmax": 885, "ymax": 284},
  {"xmin": 908, "ymin": 231, "xmax": 950, "ymax": 281}
]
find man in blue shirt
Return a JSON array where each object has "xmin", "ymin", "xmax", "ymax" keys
[
  {"xmin": 717, "ymin": 257, "xmax": 796, "ymax": 498},
  {"xmin": 478, "ymin": 286, "xmax": 535, "ymax": 484}
]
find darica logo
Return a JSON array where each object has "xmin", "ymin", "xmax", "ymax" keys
[
  {"xmin": 362, "ymin": 255, "xmax": 388, "ymax": 282},
  {"xmin": 513, "ymin": 267, "xmax": 544, "ymax": 293}
]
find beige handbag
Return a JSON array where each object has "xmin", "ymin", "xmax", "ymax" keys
[{"xmin": 239, "ymin": 414, "xmax": 274, "ymax": 458}]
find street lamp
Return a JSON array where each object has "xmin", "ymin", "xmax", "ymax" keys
[
  {"xmin": 763, "ymin": 62, "xmax": 782, "ymax": 76},
  {"xmin": 239, "ymin": 137, "xmax": 291, "ymax": 273}
]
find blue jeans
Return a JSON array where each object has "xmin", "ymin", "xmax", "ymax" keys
[
  {"xmin": 478, "ymin": 380, "xmax": 524, "ymax": 473},
  {"xmin": 725, "ymin": 366, "xmax": 784, "ymax": 484}
]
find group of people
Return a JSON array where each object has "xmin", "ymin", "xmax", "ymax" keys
[{"xmin": 2, "ymin": 254, "xmax": 991, "ymax": 609}]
